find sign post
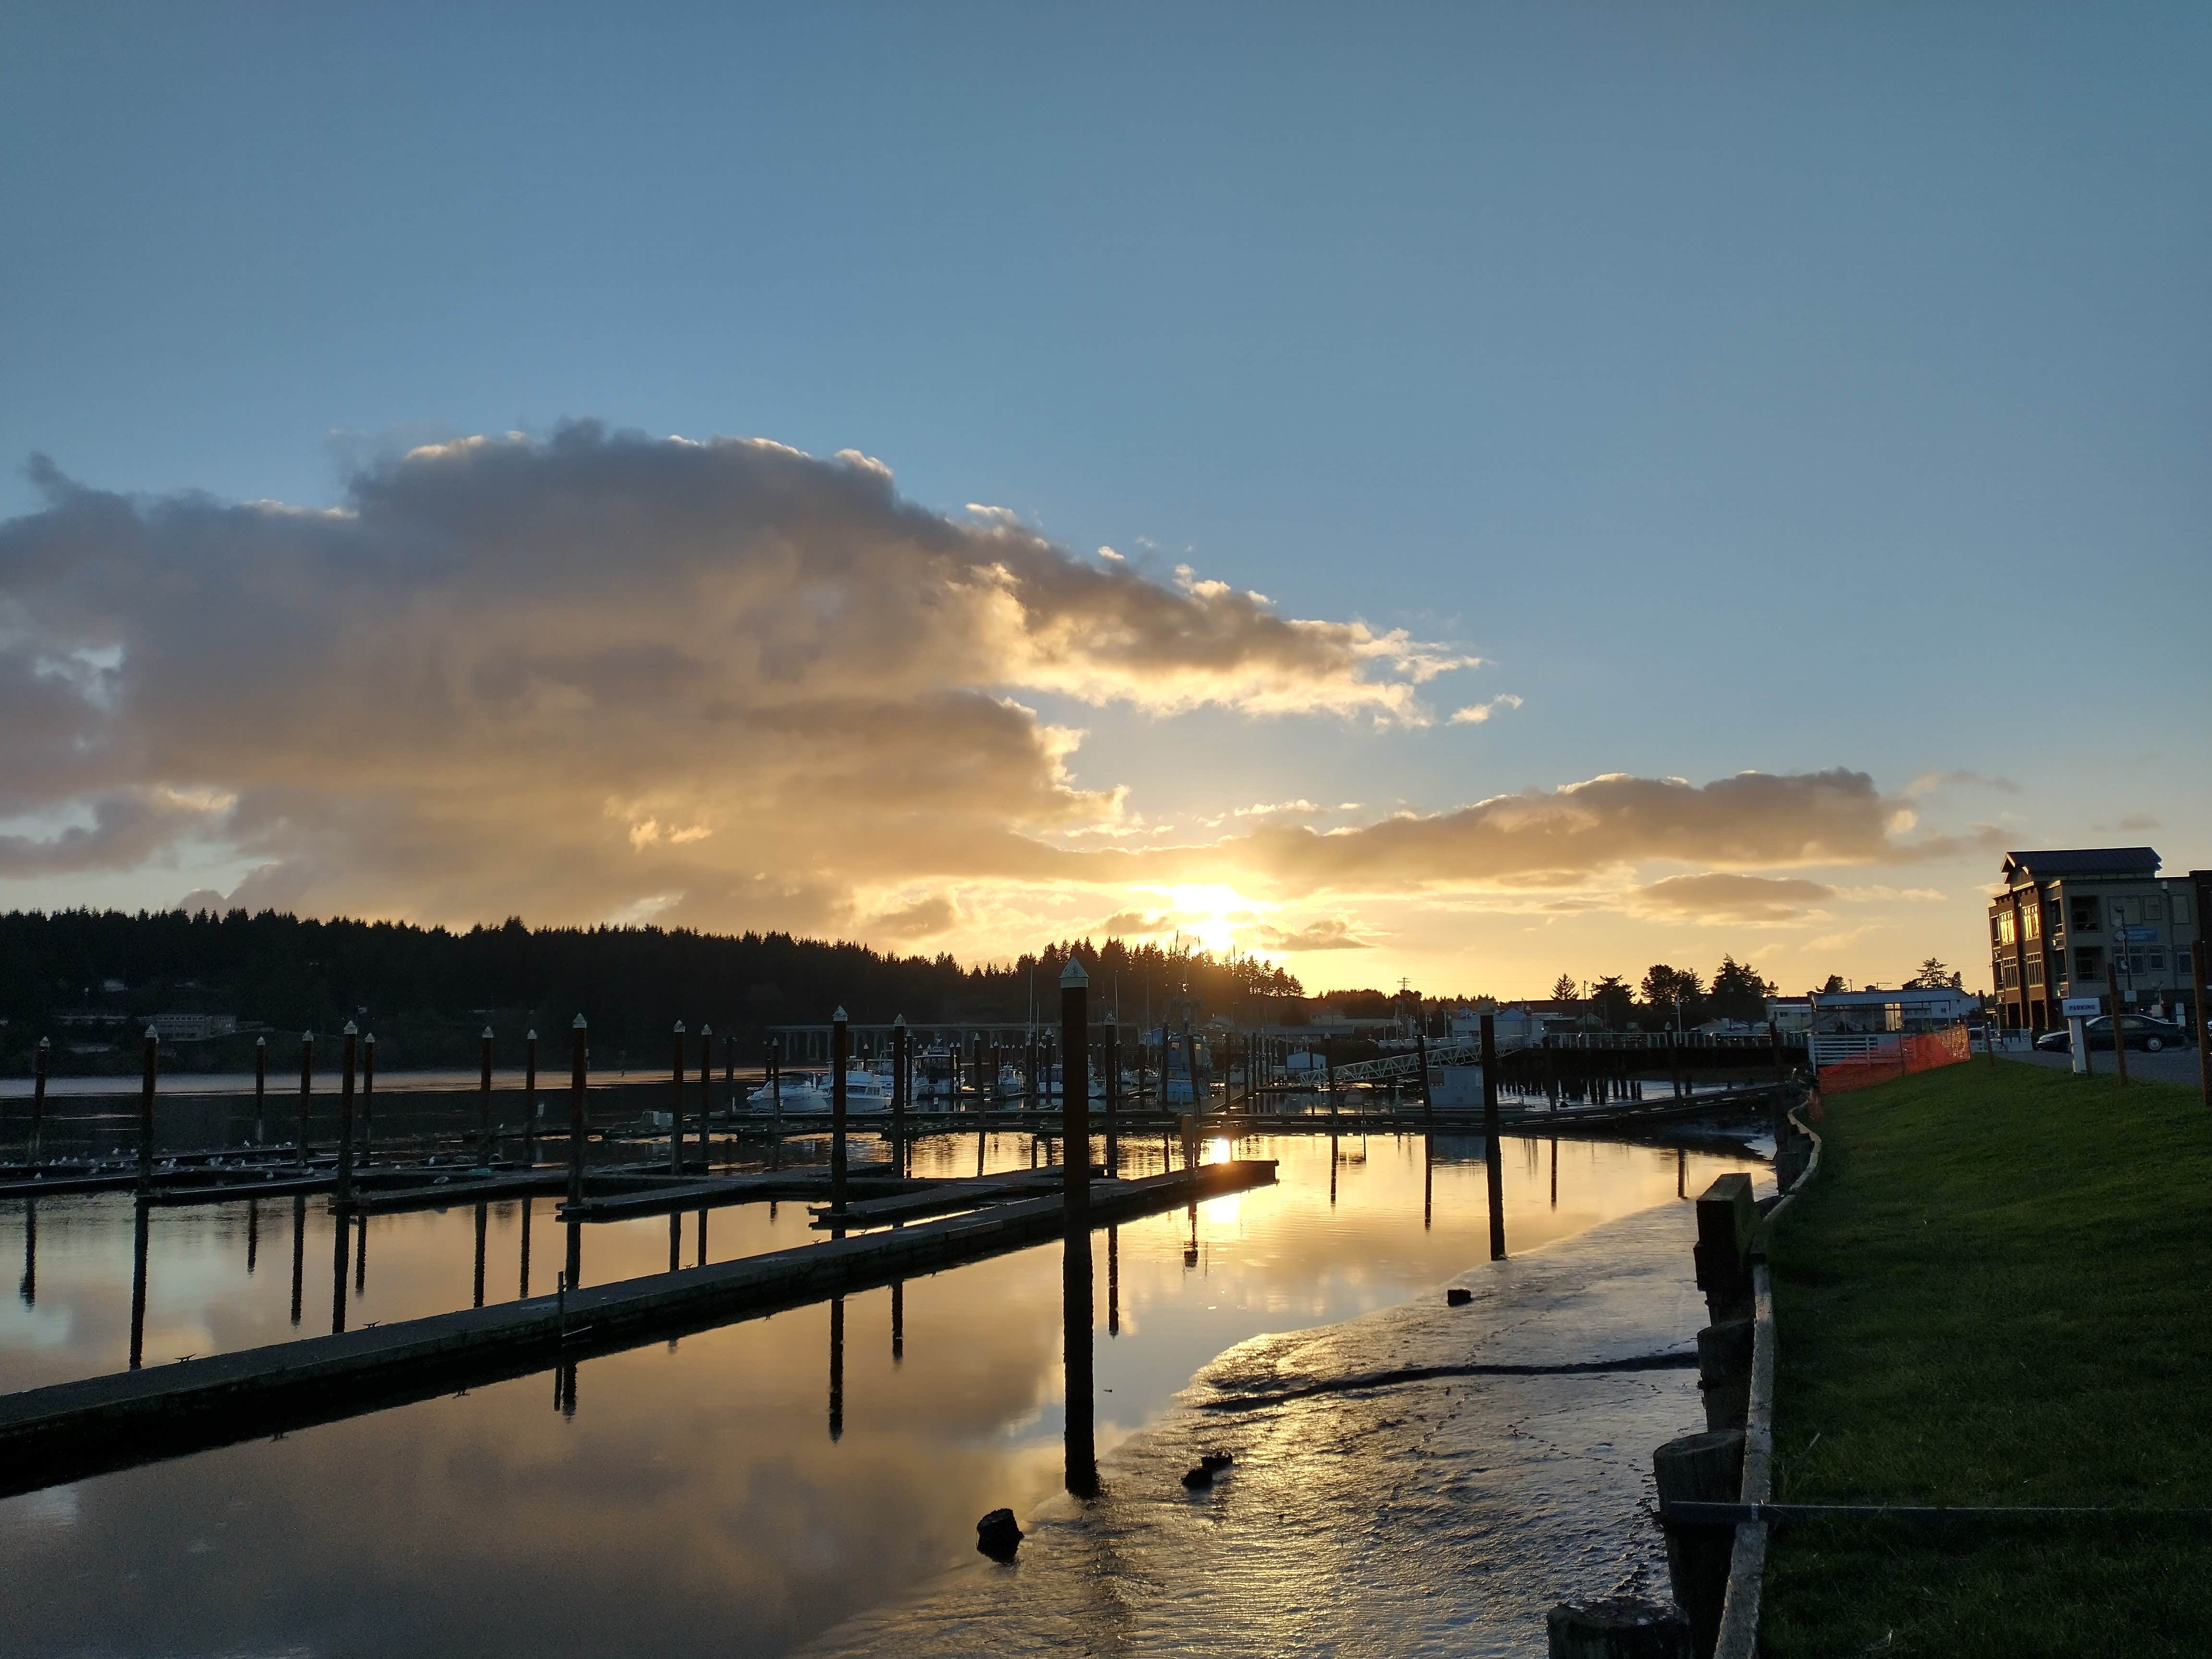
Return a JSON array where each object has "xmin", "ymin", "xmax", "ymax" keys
[{"xmin": 2060, "ymin": 996, "xmax": 2100, "ymax": 1077}]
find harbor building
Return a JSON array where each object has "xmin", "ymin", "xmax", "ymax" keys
[{"xmin": 1988, "ymin": 848, "xmax": 2206, "ymax": 1032}]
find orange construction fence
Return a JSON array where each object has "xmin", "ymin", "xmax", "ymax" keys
[{"xmin": 1813, "ymin": 1025, "xmax": 1973, "ymax": 1094}]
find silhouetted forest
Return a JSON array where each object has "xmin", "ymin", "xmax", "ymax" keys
[{"xmin": 0, "ymin": 908, "xmax": 1306, "ymax": 1071}]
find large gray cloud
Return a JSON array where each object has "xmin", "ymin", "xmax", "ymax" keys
[{"xmin": 0, "ymin": 425, "xmax": 1460, "ymax": 926}]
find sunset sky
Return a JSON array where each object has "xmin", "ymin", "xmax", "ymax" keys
[{"xmin": 3, "ymin": 5, "xmax": 2206, "ymax": 997}]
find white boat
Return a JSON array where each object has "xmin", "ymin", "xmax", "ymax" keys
[{"xmin": 745, "ymin": 1068, "xmax": 891, "ymax": 1115}]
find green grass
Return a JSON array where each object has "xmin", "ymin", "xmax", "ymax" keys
[{"xmin": 1761, "ymin": 1059, "xmax": 2212, "ymax": 1658}]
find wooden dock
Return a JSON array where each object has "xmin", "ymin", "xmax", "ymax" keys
[{"xmin": 0, "ymin": 1158, "xmax": 1275, "ymax": 1499}]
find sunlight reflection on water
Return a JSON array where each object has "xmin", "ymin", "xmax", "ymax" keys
[{"xmin": 0, "ymin": 1127, "xmax": 1760, "ymax": 1657}]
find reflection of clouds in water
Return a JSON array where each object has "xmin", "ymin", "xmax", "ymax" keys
[{"xmin": 0, "ymin": 1299, "xmax": 72, "ymax": 1349}]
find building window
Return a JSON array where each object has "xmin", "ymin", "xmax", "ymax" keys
[
  {"xmin": 2026, "ymin": 958, "xmax": 2044, "ymax": 986},
  {"xmin": 1996, "ymin": 912, "xmax": 2017, "ymax": 946},
  {"xmin": 2075, "ymin": 946, "xmax": 2104, "ymax": 979},
  {"xmin": 2071, "ymin": 898, "xmax": 2100, "ymax": 933}
]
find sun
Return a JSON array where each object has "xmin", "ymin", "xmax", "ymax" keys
[{"xmin": 1152, "ymin": 883, "xmax": 1264, "ymax": 953}]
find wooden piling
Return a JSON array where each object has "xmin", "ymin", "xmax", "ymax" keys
[
  {"xmin": 1061, "ymin": 962, "xmax": 1090, "ymax": 1231},
  {"xmin": 1694, "ymin": 1173, "xmax": 1755, "ymax": 1323},
  {"xmin": 253, "ymin": 1036, "xmax": 266, "ymax": 1147},
  {"xmin": 522, "ymin": 1030, "xmax": 537, "ymax": 1166},
  {"xmin": 289, "ymin": 1194, "xmax": 305, "ymax": 1326},
  {"xmin": 669, "ymin": 1022, "xmax": 687, "ymax": 1175},
  {"xmin": 830, "ymin": 1007, "xmax": 850, "ymax": 1217},
  {"xmin": 891, "ymin": 1016, "xmax": 910, "ymax": 1172},
  {"xmin": 336, "ymin": 1023, "xmax": 358, "ymax": 1203},
  {"xmin": 1480, "ymin": 1013, "xmax": 1505, "ymax": 1261},
  {"xmin": 137, "ymin": 1026, "xmax": 158, "ymax": 1198},
  {"xmin": 361, "ymin": 1033, "xmax": 376, "ymax": 1166},
  {"xmin": 30, "ymin": 1037, "xmax": 48, "ymax": 1166},
  {"xmin": 1416, "ymin": 1028, "xmax": 1433, "ymax": 1122},
  {"xmin": 1104, "ymin": 1022, "xmax": 1120, "ymax": 1175},
  {"xmin": 697, "ymin": 1025, "xmax": 712, "ymax": 1171},
  {"xmin": 1653, "ymin": 1427, "xmax": 1744, "ymax": 1656},
  {"xmin": 566, "ymin": 1016, "xmax": 588, "ymax": 1207},
  {"xmin": 297, "ymin": 1032, "xmax": 313, "ymax": 1167},
  {"xmin": 827, "ymin": 1295, "xmax": 845, "ymax": 1441},
  {"xmin": 1545, "ymin": 1597, "xmax": 1693, "ymax": 1659},
  {"xmin": 478, "ymin": 1027, "xmax": 495, "ymax": 1166}
]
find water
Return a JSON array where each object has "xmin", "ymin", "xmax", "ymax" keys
[{"xmin": 0, "ymin": 1128, "xmax": 1761, "ymax": 1656}]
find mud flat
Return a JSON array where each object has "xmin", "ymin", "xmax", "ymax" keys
[{"xmin": 801, "ymin": 1194, "xmax": 1765, "ymax": 1659}]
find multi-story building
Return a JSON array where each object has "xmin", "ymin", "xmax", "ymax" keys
[{"xmin": 1987, "ymin": 848, "xmax": 2206, "ymax": 1031}]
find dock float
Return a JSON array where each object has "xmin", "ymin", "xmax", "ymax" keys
[{"xmin": 0, "ymin": 1158, "xmax": 1276, "ymax": 1499}]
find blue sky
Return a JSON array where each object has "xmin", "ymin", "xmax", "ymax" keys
[{"xmin": 2, "ymin": 3, "xmax": 2206, "ymax": 996}]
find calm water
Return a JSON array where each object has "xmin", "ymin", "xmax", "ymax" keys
[{"xmin": 0, "ymin": 1128, "xmax": 1759, "ymax": 1657}]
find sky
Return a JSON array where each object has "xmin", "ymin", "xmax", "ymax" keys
[{"xmin": 2, "ymin": 3, "xmax": 2207, "ymax": 999}]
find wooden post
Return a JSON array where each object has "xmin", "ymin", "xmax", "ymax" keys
[
  {"xmin": 522, "ymin": 1030, "xmax": 537, "ymax": 1166},
  {"xmin": 2195, "ymin": 940, "xmax": 2212, "ymax": 1114},
  {"xmin": 361, "ymin": 1032, "xmax": 376, "ymax": 1166},
  {"xmin": 137, "ymin": 1025, "xmax": 158, "ymax": 1197},
  {"xmin": 336, "ymin": 1022, "xmax": 358, "ymax": 1204},
  {"xmin": 1061, "ymin": 962, "xmax": 1090, "ymax": 1228},
  {"xmin": 1416, "ymin": 1028, "xmax": 1433, "ymax": 1123},
  {"xmin": 1061, "ymin": 959, "xmax": 1095, "ymax": 1496},
  {"xmin": 1652, "ymin": 1428, "xmax": 1745, "ymax": 1657},
  {"xmin": 1480, "ymin": 1013, "xmax": 1504, "ymax": 1262},
  {"xmin": 478, "ymin": 1026, "xmax": 495, "ymax": 1166},
  {"xmin": 1545, "ymin": 1597, "xmax": 1692, "ymax": 1658},
  {"xmin": 891, "ymin": 1016, "xmax": 909, "ymax": 1174},
  {"xmin": 297, "ymin": 1031, "xmax": 313, "ymax": 1167},
  {"xmin": 1694, "ymin": 1172, "xmax": 1755, "ymax": 1322},
  {"xmin": 697, "ymin": 1025, "xmax": 713, "ymax": 1170},
  {"xmin": 1104, "ymin": 1021, "xmax": 1120, "ymax": 1176},
  {"xmin": 2106, "ymin": 959, "xmax": 2129, "ymax": 1085},
  {"xmin": 670, "ymin": 1021, "xmax": 687, "ymax": 1175},
  {"xmin": 30, "ymin": 1036, "xmax": 48, "ymax": 1166},
  {"xmin": 830, "ymin": 1007, "xmax": 850, "ymax": 1217},
  {"xmin": 253, "ymin": 1036, "xmax": 266, "ymax": 1148},
  {"xmin": 566, "ymin": 1015, "xmax": 588, "ymax": 1206}
]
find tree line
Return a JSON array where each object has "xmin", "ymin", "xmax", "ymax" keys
[{"xmin": 0, "ymin": 908, "xmax": 1304, "ymax": 1071}]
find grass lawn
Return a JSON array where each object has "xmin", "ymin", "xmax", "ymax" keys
[{"xmin": 1762, "ymin": 1058, "xmax": 2212, "ymax": 1658}]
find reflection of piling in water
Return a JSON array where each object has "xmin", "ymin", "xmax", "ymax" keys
[
  {"xmin": 696, "ymin": 1209, "xmax": 708, "ymax": 1268},
  {"xmin": 354, "ymin": 1214, "xmax": 367, "ymax": 1294},
  {"xmin": 128, "ymin": 1202, "xmax": 149, "ymax": 1370},
  {"xmin": 518, "ymin": 1198, "xmax": 532, "ymax": 1298},
  {"xmin": 1107, "ymin": 1226, "xmax": 1119, "ymax": 1337},
  {"xmin": 246, "ymin": 1199, "xmax": 258, "ymax": 1274},
  {"xmin": 19, "ymin": 1200, "xmax": 34, "ymax": 1307},
  {"xmin": 330, "ymin": 1208, "xmax": 351, "ymax": 1335},
  {"xmin": 891, "ymin": 1280, "xmax": 903, "ymax": 1363},
  {"xmin": 564, "ymin": 1218, "xmax": 581, "ymax": 1293},
  {"xmin": 1422, "ymin": 1134, "xmax": 1432, "ymax": 1230},
  {"xmin": 1064, "ymin": 1234, "xmax": 1096, "ymax": 1498},
  {"xmin": 667, "ymin": 1213, "xmax": 680, "ymax": 1275},
  {"xmin": 827, "ymin": 1296, "xmax": 844, "ymax": 1442},
  {"xmin": 474, "ymin": 1203, "xmax": 488, "ymax": 1308},
  {"xmin": 289, "ymin": 1195, "xmax": 306, "ymax": 1325},
  {"xmin": 1549, "ymin": 1138, "xmax": 1557, "ymax": 1209}
]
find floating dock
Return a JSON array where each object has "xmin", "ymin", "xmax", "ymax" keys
[{"xmin": 0, "ymin": 1158, "xmax": 1275, "ymax": 1499}]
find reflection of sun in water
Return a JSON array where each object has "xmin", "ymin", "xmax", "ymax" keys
[{"xmin": 1154, "ymin": 884, "xmax": 1263, "ymax": 953}]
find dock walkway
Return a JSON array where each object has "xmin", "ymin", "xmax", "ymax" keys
[{"xmin": 0, "ymin": 1158, "xmax": 1275, "ymax": 1499}]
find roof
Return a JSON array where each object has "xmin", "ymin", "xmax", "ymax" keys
[{"xmin": 2002, "ymin": 847, "xmax": 2159, "ymax": 883}]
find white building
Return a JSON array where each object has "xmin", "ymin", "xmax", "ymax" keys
[{"xmin": 1807, "ymin": 987, "xmax": 1975, "ymax": 1034}]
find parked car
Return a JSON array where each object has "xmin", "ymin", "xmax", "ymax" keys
[{"xmin": 2033, "ymin": 1014, "xmax": 2195, "ymax": 1054}]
